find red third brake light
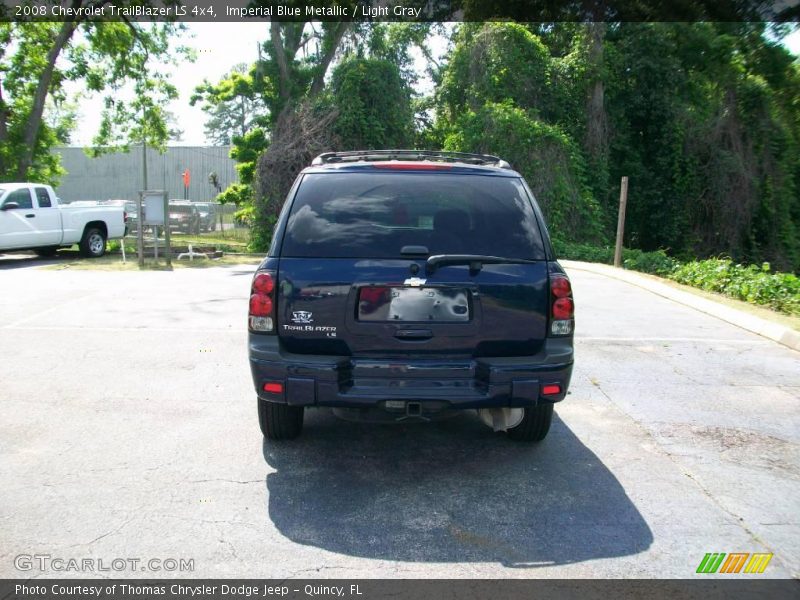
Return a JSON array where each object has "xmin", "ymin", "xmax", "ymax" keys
[{"xmin": 373, "ymin": 162, "xmax": 452, "ymax": 171}]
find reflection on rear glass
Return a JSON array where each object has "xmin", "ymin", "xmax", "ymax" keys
[{"xmin": 282, "ymin": 173, "xmax": 545, "ymax": 260}]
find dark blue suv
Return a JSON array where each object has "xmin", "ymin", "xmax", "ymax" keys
[{"xmin": 248, "ymin": 151, "xmax": 574, "ymax": 441}]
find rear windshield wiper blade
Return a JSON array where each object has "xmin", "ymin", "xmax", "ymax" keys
[{"xmin": 426, "ymin": 254, "xmax": 539, "ymax": 275}]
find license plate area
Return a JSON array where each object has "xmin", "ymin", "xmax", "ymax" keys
[{"xmin": 357, "ymin": 286, "xmax": 470, "ymax": 322}]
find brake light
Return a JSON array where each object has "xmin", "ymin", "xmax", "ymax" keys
[
  {"xmin": 372, "ymin": 162, "xmax": 452, "ymax": 171},
  {"xmin": 249, "ymin": 271, "xmax": 276, "ymax": 333},
  {"xmin": 253, "ymin": 272, "xmax": 275, "ymax": 294},
  {"xmin": 549, "ymin": 274, "xmax": 574, "ymax": 336},
  {"xmin": 263, "ymin": 382, "xmax": 283, "ymax": 394},
  {"xmin": 123, "ymin": 211, "xmax": 128, "ymax": 223},
  {"xmin": 551, "ymin": 276, "xmax": 571, "ymax": 298},
  {"xmin": 553, "ymin": 297, "xmax": 574, "ymax": 319},
  {"xmin": 542, "ymin": 384, "xmax": 561, "ymax": 396},
  {"xmin": 249, "ymin": 293, "xmax": 273, "ymax": 315}
]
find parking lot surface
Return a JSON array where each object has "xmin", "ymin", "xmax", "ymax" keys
[{"xmin": 0, "ymin": 256, "xmax": 798, "ymax": 578}]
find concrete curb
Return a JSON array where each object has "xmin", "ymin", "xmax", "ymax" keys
[{"xmin": 561, "ymin": 259, "xmax": 800, "ymax": 352}]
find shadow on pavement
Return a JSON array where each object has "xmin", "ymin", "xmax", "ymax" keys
[
  {"xmin": 0, "ymin": 250, "xmax": 73, "ymax": 269},
  {"xmin": 262, "ymin": 409, "xmax": 653, "ymax": 567}
]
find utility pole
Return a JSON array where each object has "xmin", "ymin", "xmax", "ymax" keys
[
  {"xmin": 142, "ymin": 105, "xmax": 148, "ymax": 190},
  {"xmin": 137, "ymin": 106, "xmax": 147, "ymax": 268},
  {"xmin": 613, "ymin": 176, "xmax": 629, "ymax": 268}
]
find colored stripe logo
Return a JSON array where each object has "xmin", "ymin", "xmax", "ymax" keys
[{"xmin": 696, "ymin": 553, "xmax": 773, "ymax": 574}]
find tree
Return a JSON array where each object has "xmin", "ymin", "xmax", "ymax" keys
[
  {"xmin": 432, "ymin": 22, "xmax": 800, "ymax": 270},
  {"xmin": 435, "ymin": 23, "xmax": 606, "ymax": 242},
  {"xmin": 329, "ymin": 57, "xmax": 413, "ymax": 150},
  {"xmin": 191, "ymin": 64, "xmax": 270, "ymax": 146},
  {"xmin": 603, "ymin": 23, "xmax": 800, "ymax": 268},
  {"xmin": 0, "ymin": 11, "xmax": 188, "ymax": 183},
  {"xmin": 215, "ymin": 16, "xmax": 434, "ymax": 250}
]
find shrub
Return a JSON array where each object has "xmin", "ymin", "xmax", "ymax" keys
[
  {"xmin": 553, "ymin": 240, "xmax": 800, "ymax": 315},
  {"xmin": 670, "ymin": 259, "xmax": 800, "ymax": 316},
  {"xmin": 622, "ymin": 249, "xmax": 679, "ymax": 276}
]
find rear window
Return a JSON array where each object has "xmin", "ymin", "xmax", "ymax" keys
[
  {"xmin": 281, "ymin": 173, "xmax": 545, "ymax": 259},
  {"xmin": 35, "ymin": 187, "xmax": 51, "ymax": 208}
]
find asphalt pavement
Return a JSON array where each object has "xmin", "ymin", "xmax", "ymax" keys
[{"xmin": 0, "ymin": 256, "xmax": 797, "ymax": 578}]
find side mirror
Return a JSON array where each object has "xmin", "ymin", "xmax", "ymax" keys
[{"xmin": 1, "ymin": 202, "xmax": 20, "ymax": 210}]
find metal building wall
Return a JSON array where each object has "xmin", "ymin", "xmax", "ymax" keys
[{"xmin": 53, "ymin": 146, "xmax": 238, "ymax": 203}]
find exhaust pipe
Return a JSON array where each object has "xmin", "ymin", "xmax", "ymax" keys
[{"xmin": 478, "ymin": 407, "xmax": 524, "ymax": 432}]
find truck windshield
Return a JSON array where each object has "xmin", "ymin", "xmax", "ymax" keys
[{"xmin": 281, "ymin": 173, "xmax": 546, "ymax": 260}]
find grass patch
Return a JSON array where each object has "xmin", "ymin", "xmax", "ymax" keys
[
  {"xmin": 171, "ymin": 229, "xmax": 250, "ymax": 247},
  {"xmin": 110, "ymin": 232, "xmax": 250, "ymax": 255}
]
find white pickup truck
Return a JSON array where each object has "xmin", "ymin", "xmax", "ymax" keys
[{"xmin": 0, "ymin": 183, "xmax": 126, "ymax": 257}]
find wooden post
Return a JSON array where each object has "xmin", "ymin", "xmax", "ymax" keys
[{"xmin": 614, "ymin": 176, "xmax": 629, "ymax": 268}]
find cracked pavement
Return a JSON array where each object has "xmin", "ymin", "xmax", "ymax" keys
[{"xmin": 0, "ymin": 258, "xmax": 798, "ymax": 578}]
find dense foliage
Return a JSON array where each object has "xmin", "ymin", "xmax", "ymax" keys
[
  {"xmin": 190, "ymin": 21, "xmax": 799, "ymax": 274},
  {"xmin": 434, "ymin": 22, "xmax": 800, "ymax": 272}
]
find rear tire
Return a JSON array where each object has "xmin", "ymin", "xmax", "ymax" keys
[
  {"xmin": 258, "ymin": 399, "xmax": 304, "ymax": 440},
  {"xmin": 79, "ymin": 227, "xmax": 106, "ymax": 258},
  {"xmin": 34, "ymin": 246, "xmax": 59, "ymax": 257},
  {"xmin": 506, "ymin": 403, "xmax": 553, "ymax": 442}
]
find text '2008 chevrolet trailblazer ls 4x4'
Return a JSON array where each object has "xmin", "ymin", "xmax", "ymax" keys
[{"xmin": 248, "ymin": 151, "xmax": 575, "ymax": 442}]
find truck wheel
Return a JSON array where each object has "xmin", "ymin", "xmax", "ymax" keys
[
  {"xmin": 79, "ymin": 227, "xmax": 106, "ymax": 258},
  {"xmin": 506, "ymin": 403, "xmax": 553, "ymax": 442},
  {"xmin": 34, "ymin": 246, "xmax": 59, "ymax": 257},
  {"xmin": 258, "ymin": 399, "xmax": 304, "ymax": 440}
]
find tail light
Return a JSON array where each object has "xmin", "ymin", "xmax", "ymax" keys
[
  {"xmin": 249, "ymin": 270, "xmax": 276, "ymax": 333},
  {"xmin": 549, "ymin": 273, "xmax": 574, "ymax": 336},
  {"xmin": 123, "ymin": 211, "xmax": 128, "ymax": 223}
]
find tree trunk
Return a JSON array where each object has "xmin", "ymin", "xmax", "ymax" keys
[
  {"xmin": 0, "ymin": 80, "xmax": 9, "ymax": 175},
  {"xmin": 584, "ymin": 22, "xmax": 607, "ymax": 163},
  {"xmin": 309, "ymin": 22, "xmax": 350, "ymax": 97},
  {"xmin": 270, "ymin": 22, "xmax": 292, "ymax": 102},
  {"xmin": 16, "ymin": 20, "xmax": 77, "ymax": 179}
]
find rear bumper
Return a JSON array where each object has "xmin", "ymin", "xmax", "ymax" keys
[{"xmin": 249, "ymin": 335, "xmax": 573, "ymax": 409}]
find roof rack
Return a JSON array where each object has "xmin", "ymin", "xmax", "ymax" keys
[{"xmin": 311, "ymin": 150, "xmax": 512, "ymax": 169}]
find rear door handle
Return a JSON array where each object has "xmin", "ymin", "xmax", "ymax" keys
[
  {"xmin": 394, "ymin": 329, "xmax": 433, "ymax": 340},
  {"xmin": 25, "ymin": 214, "xmax": 35, "ymax": 218}
]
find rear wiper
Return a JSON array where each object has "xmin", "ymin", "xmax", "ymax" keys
[{"xmin": 426, "ymin": 254, "xmax": 539, "ymax": 275}]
